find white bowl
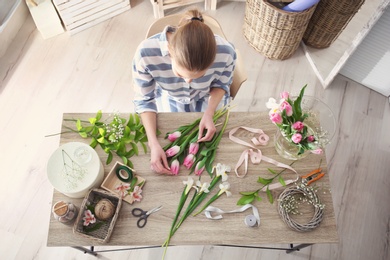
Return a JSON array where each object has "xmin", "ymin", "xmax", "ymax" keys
[{"xmin": 47, "ymin": 142, "xmax": 104, "ymax": 198}]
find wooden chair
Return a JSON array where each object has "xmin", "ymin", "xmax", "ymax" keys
[
  {"xmin": 150, "ymin": 0, "xmax": 217, "ymax": 19},
  {"xmin": 145, "ymin": 14, "xmax": 247, "ymax": 99}
]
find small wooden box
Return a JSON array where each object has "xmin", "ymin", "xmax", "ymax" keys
[
  {"xmin": 53, "ymin": 0, "xmax": 130, "ymax": 35},
  {"xmin": 101, "ymin": 161, "xmax": 146, "ymax": 204}
]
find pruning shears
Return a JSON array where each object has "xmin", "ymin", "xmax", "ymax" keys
[{"xmin": 302, "ymin": 168, "xmax": 325, "ymax": 185}]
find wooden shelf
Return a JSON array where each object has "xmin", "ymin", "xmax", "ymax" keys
[{"xmin": 302, "ymin": 0, "xmax": 390, "ymax": 88}]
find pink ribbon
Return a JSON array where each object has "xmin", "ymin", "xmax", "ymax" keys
[{"xmin": 229, "ymin": 126, "xmax": 298, "ymax": 190}]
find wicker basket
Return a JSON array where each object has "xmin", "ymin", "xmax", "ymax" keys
[
  {"xmin": 303, "ymin": 0, "xmax": 366, "ymax": 48},
  {"xmin": 73, "ymin": 189, "xmax": 122, "ymax": 243},
  {"xmin": 243, "ymin": 0, "xmax": 317, "ymax": 60}
]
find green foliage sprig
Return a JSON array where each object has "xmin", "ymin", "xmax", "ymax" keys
[
  {"xmin": 237, "ymin": 162, "xmax": 295, "ymax": 205},
  {"xmin": 63, "ymin": 110, "xmax": 149, "ymax": 168}
]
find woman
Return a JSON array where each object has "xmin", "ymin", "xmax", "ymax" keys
[{"xmin": 132, "ymin": 9, "xmax": 236, "ymax": 174}]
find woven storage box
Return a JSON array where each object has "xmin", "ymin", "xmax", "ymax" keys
[
  {"xmin": 73, "ymin": 188, "xmax": 122, "ymax": 243},
  {"xmin": 243, "ymin": 0, "xmax": 317, "ymax": 60},
  {"xmin": 303, "ymin": 0, "xmax": 365, "ymax": 48}
]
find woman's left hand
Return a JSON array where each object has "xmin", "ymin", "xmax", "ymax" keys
[{"xmin": 197, "ymin": 111, "xmax": 216, "ymax": 142}]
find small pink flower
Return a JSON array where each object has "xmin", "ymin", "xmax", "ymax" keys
[
  {"xmin": 130, "ymin": 186, "xmax": 143, "ymax": 202},
  {"xmin": 194, "ymin": 162, "xmax": 205, "ymax": 176},
  {"xmin": 82, "ymin": 210, "xmax": 96, "ymax": 226},
  {"xmin": 170, "ymin": 159, "xmax": 180, "ymax": 175},
  {"xmin": 280, "ymin": 91, "xmax": 289, "ymax": 99},
  {"xmin": 311, "ymin": 148, "xmax": 323, "ymax": 154},
  {"xmin": 167, "ymin": 131, "xmax": 181, "ymax": 142},
  {"xmin": 291, "ymin": 133, "xmax": 302, "ymax": 143},
  {"xmin": 280, "ymin": 101, "xmax": 293, "ymax": 116},
  {"xmin": 189, "ymin": 142, "xmax": 199, "ymax": 155},
  {"xmin": 183, "ymin": 154, "xmax": 196, "ymax": 169},
  {"xmin": 307, "ymin": 135, "xmax": 315, "ymax": 142},
  {"xmin": 165, "ymin": 145, "xmax": 180, "ymax": 157},
  {"xmin": 270, "ymin": 112, "xmax": 282, "ymax": 124},
  {"xmin": 292, "ymin": 121, "xmax": 304, "ymax": 131},
  {"xmin": 115, "ymin": 183, "xmax": 131, "ymax": 198}
]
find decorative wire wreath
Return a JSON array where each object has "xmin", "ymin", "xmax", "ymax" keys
[{"xmin": 277, "ymin": 182, "xmax": 324, "ymax": 232}]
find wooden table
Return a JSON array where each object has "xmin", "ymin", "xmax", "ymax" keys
[{"xmin": 47, "ymin": 112, "xmax": 338, "ymax": 253}]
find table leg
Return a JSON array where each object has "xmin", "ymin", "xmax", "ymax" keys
[
  {"xmin": 286, "ymin": 243, "xmax": 313, "ymax": 253},
  {"xmin": 71, "ymin": 246, "xmax": 98, "ymax": 256}
]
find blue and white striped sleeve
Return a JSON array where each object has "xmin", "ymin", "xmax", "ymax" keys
[{"xmin": 132, "ymin": 42, "xmax": 159, "ymax": 114}]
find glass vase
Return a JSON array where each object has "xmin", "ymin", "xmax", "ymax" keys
[
  {"xmin": 274, "ymin": 96, "xmax": 336, "ymax": 160},
  {"xmin": 274, "ymin": 129, "xmax": 310, "ymax": 160}
]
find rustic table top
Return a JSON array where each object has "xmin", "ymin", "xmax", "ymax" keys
[{"xmin": 47, "ymin": 112, "xmax": 338, "ymax": 247}]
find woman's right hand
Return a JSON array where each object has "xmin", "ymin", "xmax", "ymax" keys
[{"xmin": 149, "ymin": 143, "xmax": 172, "ymax": 175}]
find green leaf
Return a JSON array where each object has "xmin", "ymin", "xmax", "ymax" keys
[
  {"xmin": 130, "ymin": 142, "xmax": 139, "ymax": 156},
  {"xmin": 257, "ymin": 177, "xmax": 273, "ymax": 185},
  {"xmin": 121, "ymin": 156, "xmax": 128, "ymax": 165},
  {"xmin": 76, "ymin": 119, "xmax": 83, "ymax": 131},
  {"xmin": 278, "ymin": 176, "xmax": 286, "ymax": 186},
  {"xmin": 141, "ymin": 142, "xmax": 148, "ymax": 154},
  {"xmin": 237, "ymin": 195, "xmax": 255, "ymax": 205},
  {"xmin": 267, "ymin": 168, "xmax": 277, "ymax": 174},
  {"xmin": 98, "ymin": 128, "xmax": 105, "ymax": 136},
  {"xmin": 79, "ymin": 131, "xmax": 88, "ymax": 138},
  {"xmin": 256, "ymin": 196, "xmax": 263, "ymax": 201},
  {"xmin": 96, "ymin": 110, "xmax": 102, "ymax": 121},
  {"xmin": 127, "ymin": 160, "xmax": 134, "ymax": 169},
  {"xmin": 266, "ymin": 187, "xmax": 274, "ymax": 204},
  {"xmin": 90, "ymin": 138, "xmax": 98, "ymax": 148},
  {"xmin": 97, "ymin": 136, "xmax": 105, "ymax": 143},
  {"xmin": 106, "ymin": 152, "xmax": 113, "ymax": 164},
  {"xmin": 239, "ymin": 191, "xmax": 257, "ymax": 196},
  {"xmin": 89, "ymin": 117, "xmax": 97, "ymax": 125}
]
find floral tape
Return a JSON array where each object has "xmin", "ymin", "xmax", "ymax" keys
[
  {"xmin": 204, "ymin": 204, "xmax": 260, "ymax": 227},
  {"xmin": 116, "ymin": 165, "xmax": 133, "ymax": 182},
  {"xmin": 229, "ymin": 126, "xmax": 298, "ymax": 190}
]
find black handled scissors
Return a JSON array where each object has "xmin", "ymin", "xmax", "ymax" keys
[{"xmin": 132, "ymin": 205, "xmax": 163, "ymax": 228}]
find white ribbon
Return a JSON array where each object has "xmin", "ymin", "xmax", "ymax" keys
[{"xmin": 204, "ymin": 204, "xmax": 260, "ymax": 227}]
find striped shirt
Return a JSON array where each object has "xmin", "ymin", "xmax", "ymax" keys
[{"xmin": 132, "ymin": 26, "xmax": 236, "ymax": 113}]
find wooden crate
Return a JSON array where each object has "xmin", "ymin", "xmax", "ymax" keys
[{"xmin": 53, "ymin": 0, "xmax": 130, "ymax": 35}]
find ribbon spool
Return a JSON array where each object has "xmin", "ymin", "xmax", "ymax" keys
[
  {"xmin": 116, "ymin": 165, "xmax": 133, "ymax": 182},
  {"xmin": 204, "ymin": 204, "xmax": 261, "ymax": 227}
]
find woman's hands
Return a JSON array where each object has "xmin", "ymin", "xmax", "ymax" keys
[
  {"xmin": 197, "ymin": 110, "xmax": 216, "ymax": 142},
  {"xmin": 149, "ymin": 141, "xmax": 172, "ymax": 175}
]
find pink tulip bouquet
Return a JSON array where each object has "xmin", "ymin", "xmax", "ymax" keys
[
  {"xmin": 266, "ymin": 85, "xmax": 322, "ymax": 155},
  {"xmin": 163, "ymin": 107, "xmax": 230, "ymax": 176}
]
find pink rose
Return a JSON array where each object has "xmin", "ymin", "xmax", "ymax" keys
[
  {"xmin": 307, "ymin": 135, "xmax": 315, "ymax": 142},
  {"xmin": 280, "ymin": 91, "xmax": 289, "ymax": 99},
  {"xmin": 167, "ymin": 131, "xmax": 181, "ymax": 142},
  {"xmin": 165, "ymin": 145, "xmax": 180, "ymax": 157},
  {"xmin": 189, "ymin": 142, "xmax": 199, "ymax": 155},
  {"xmin": 270, "ymin": 112, "xmax": 282, "ymax": 124},
  {"xmin": 280, "ymin": 101, "xmax": 293, "ymax": 116},
  {"xmin": 183, "ymin": 154, "xmax": 196, "ymax": 169},
  {"xmin": 170, "ymin": 159, "xmax": 180, "ymax": 175},
  {"xmin": 292, "ymin": 121, "xmax": 304, "ymax": 131},
  {"xmin": 291, "ymin": 133, "xmax": 302, "ymax": 143}
]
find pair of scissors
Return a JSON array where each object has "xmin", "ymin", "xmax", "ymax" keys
[
  {"xmin": 131, "ymin": 205, "xmax": 163, "ymax": 228},
  {"xmin": 302, "ymin": 168, "xmax": 325, "ymax": 185}
]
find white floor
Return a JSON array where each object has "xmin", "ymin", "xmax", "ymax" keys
[{"xmin": 0, "ymin": 1, "xmax": 389, "ymax": 260}]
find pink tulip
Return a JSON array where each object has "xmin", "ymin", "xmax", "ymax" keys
[
  {"xmin": 165, "ymin": 145, "xmax": 180, "ymax": 157},
  {"xmin": 292, "ymin": 121, "xmax": 304, "ymax": 131},
  {"xmin": 183, "ymin": 154, "xmax": 196, "ymax": 169},
  {"xmin": 291, "ymin": 133, "xmax": 302, "ymax": 144},
  {"xmin": 280, "ymin": 91, "xmax": 289, "ymax": 99},
  {"xmin": 311, "ymin": 148, "xmax": 323, "ymax": 155},
  {"xmin": 307, "ymin": 135, "xmax": 315, "ymax": 142},
  {"xmin": 280, "ymin": 101, "xmax": 293, "ymax": 116},
  {"xmin": 270, "ymin": 112, "xmax": 282, "ymax": 124},
  {"xmin": 170, "ymin": 159, "xmax": 180, "ymax": 175},
  {"xmin": 167, "ymin": 131, "xmax": 181, "ymax": 142},
  {"xmin": 189, "ymin": 142, "xmax": 199, "ymax": 155},
  {"xmin": 194, "ymin": 162, "xmax": 205, "ymax": 176}
]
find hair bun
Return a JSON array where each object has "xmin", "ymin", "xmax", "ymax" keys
[{"xmin": 190, "ymin": 17, "xmax": 203, "ymax": 22}]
